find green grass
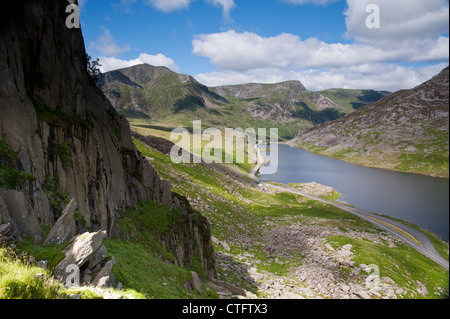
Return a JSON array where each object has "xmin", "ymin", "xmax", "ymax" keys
[
  {"xmin": 104, "ymin": 200, "xmax": 217, "ymax": 299},
  {"xmin": 0, "ymin": 167, "xmax": 36, "ymax": 189},
  {"xmin": 0, "ymin": 138, "xmax": 36, "ymax": 189},
  {"xmin": 331, "ymin": 148, "xmax": 357, "ymax": 159},
  {"xmin": 52, "ymin": 141, "xmax": 72, "ymax": 169},
  {"xmin": 42, "ymin": 173, "xmax": 70, "ymax": 219},
  {"xmin": 372, "ymin": 214, "xmax": 449, "ymax": 262},
  {"xmin": 14, "ymin": 240, "xmax": 67, "ymax": 272},
  {"xmin": 0, "ymin": 247, "xmax": 66, "ymax": 299},
  {"xmin": 396, "ymin": 152, "xmax": 449, "ymax": 175},
  {"xmin": 32, "ymin": 99, "xmax": 92, "ymax": 129},
  {"xmin": 0, "ymin": 139, "xmax": 16, "ymax": 168},
  {"xmin": 133, "ymin": 133, "xmax": 450, "ymax": 298},
  {"xmin": 104, "ymin": 239, "xmax": 210, "ymax": 299},
  {"xmin": 0, "ymin": 245, "xmax": 134, "ymax": 300}
]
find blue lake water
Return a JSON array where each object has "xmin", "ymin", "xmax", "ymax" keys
[{"xmin": 260, "ymin": 144, "xmax": 450, "ymax": 242}]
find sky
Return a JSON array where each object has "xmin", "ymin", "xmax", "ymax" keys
[{"xmin": 79, "ymin": 0, "xmax": 449, "ymax": 92}]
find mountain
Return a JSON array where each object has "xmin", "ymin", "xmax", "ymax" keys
[
  {"xmin": 0, "ymin": 0, "xmax": 215, "ymax": 284},
  {"xmin": 98, "ymin": 64, "xmax": 228, "ymax": 119},
  {"xmin": 290, "ymin": 67, "xmax": 449, "ymax": 177},
  {"xmin": 212, "ymin": 81, "xmax": 343, "ymax": 124},
  {"xmin": 99, "ymin": 66, "xmax": 387, "ymax": 140}
]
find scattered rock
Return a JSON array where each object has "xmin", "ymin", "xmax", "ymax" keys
[
  {"xmin": 222, "ymin": 242, "xmax": 231, "ymax": 252},
  {"xmin": 53, "ymin": 231, "xmax": 115, "ymax": 289}
]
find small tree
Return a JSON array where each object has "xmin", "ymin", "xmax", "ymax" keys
[{"xmin": 86, "ymin": 54, "xmax": 102, "ymax": 84}]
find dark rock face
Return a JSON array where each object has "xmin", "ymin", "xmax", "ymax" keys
[{"xmin": 0, "ymin": 0, "xmax": 215, "ymax": 279}]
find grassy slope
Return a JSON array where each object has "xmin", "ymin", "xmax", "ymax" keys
[
  {"xmin": 133, "ymin": 134, "xmax": 449, "ymax": 299},
  {"xmin": 104, "ymin": 200, "xmax": 217, "ymax": 299},
  {"xmin": 318, "ymin": 89, "xmax": 387, "ymax": 114},
  {"xmin": 295, "ymin": 129, "xmax": 449, "ymax": 178},
  {"xmin": 2, "ymin": 131, "xmax": 448, "ymax": 299}
]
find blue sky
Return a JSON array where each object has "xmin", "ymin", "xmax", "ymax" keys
[{"xmin": 79, "ymin": 0, "xmax": 449, "ymax": 91}]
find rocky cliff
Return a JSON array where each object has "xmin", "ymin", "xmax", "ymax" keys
[{"xmin": 0, "ymin": 0, "xmax": 215, "ymax": 279}]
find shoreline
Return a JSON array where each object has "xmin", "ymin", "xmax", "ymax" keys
[
  {"xmin": 252, "ymin": 145, "xmax": 449, "ymax": 269},
  {"xmin": 281, "ymin": 141, "xmax": 449, "ymax": 179}
]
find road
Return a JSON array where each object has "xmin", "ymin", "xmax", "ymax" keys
[{"xmin": 250, "ymin": 152, "xmax": 449, "ymax": 271}]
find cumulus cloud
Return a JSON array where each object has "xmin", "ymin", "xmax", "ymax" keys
[
  {"xmin": 191, "ymin": 0, "xmax": 449, "ymax": 91},
  {"xmin": 90, "ymin": 27, "xmax": 130, "ymax": 57},
  {"xmin": 345, "ymin": 0, "xmax": 449, "ymax": 46},
  {"xmin": 144, "ymin": 0, "xmax": 192, "ymax": 12},
  {"xmin": 144, "ymin": 0, "xmax": 235, "ymax": 21},
  {"xmin": 192, "ymin": 30, "xmax": 449, "ymax": 70},
  {"xmin": 99, "ymin": 53, "xmax": 180, "ymax": 73}
]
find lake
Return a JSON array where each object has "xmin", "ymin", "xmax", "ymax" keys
[{"xmin": 259, "ymin": 144, "xmax": 450, "ymax": 242}]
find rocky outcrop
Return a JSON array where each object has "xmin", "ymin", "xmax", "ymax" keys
[
  {"xmin": 0, "ymin": 189, "xmax": 42, "ymax": 242},
  {"xmin": 42, "ymin": 199, "xmax": 77, "ymax": 245},
  {"xmin": 53, "ymin": 231, "xmax": 115, "ymax": 288},
  {"xmin": 0, "ymin": 0, "xmax": 215, "ymax": 280}
]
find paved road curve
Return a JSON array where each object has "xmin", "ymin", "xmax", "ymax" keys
[{"xmin": 250, "ymin": 156, "xmax": 449, "ymax": 271}]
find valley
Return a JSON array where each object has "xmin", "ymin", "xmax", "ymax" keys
[
  {"xmin": 98, "ymin": 64, "xmax": 387, "ymax": 140},
  {"xmin": 0, "ymin": 0, "xmax": 448, "ymax": 303},
  {"xmin": 128, "ymin": 132, "xmax": 449, "ymax": 299}
]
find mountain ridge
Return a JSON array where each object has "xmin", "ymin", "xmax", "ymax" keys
[{"xmin": 98, "ymin": 63, "xmax": 387, "ymax": 139}]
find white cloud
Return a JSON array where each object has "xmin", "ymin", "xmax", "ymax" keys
[
  {"xmin": 206, "ymin": 0, "xmax": 236, "ymax": 22},
  {"xmin": 144, "ymin": 0, "xmax": 192, "ymax": 12},
  {"xmin": 144, "ymin": 0, "xmax": 235, "ymax": 21},
  {"xmin": 192, "ymin": 0, "xmax": 449, "ymax": 92},
  {"xmin": 99, "ymin": 53, "xmax": 180, "ymax": 73},
  {"xmin": 281, "ymin": 0, "xmax": 340, "ymax": 5},
  {"xmin": 345, "ymin": 0, "xmax": 449, "ymax": 46},
  {"xmin": 90, "ymin": 27, "xmax": 130, "ymax": 57},
  {"xmin": 192, "ymin": 30, "xmax": 449, "ymax": 70}
]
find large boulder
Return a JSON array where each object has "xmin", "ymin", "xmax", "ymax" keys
[
  {"xmin": 43, "ymin": 199, "xmax": 77, "ymax": 245},
  {"xmin": 53, "ymin": 230, "xmax": 116, "ymax": 288},
  {"xmin": 54, "ymin": 231, "xmax": 106, "ymax": 282},
  {"xmin": 91, "ymin": 256, "xmax": 116, "ymax": 288}
]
